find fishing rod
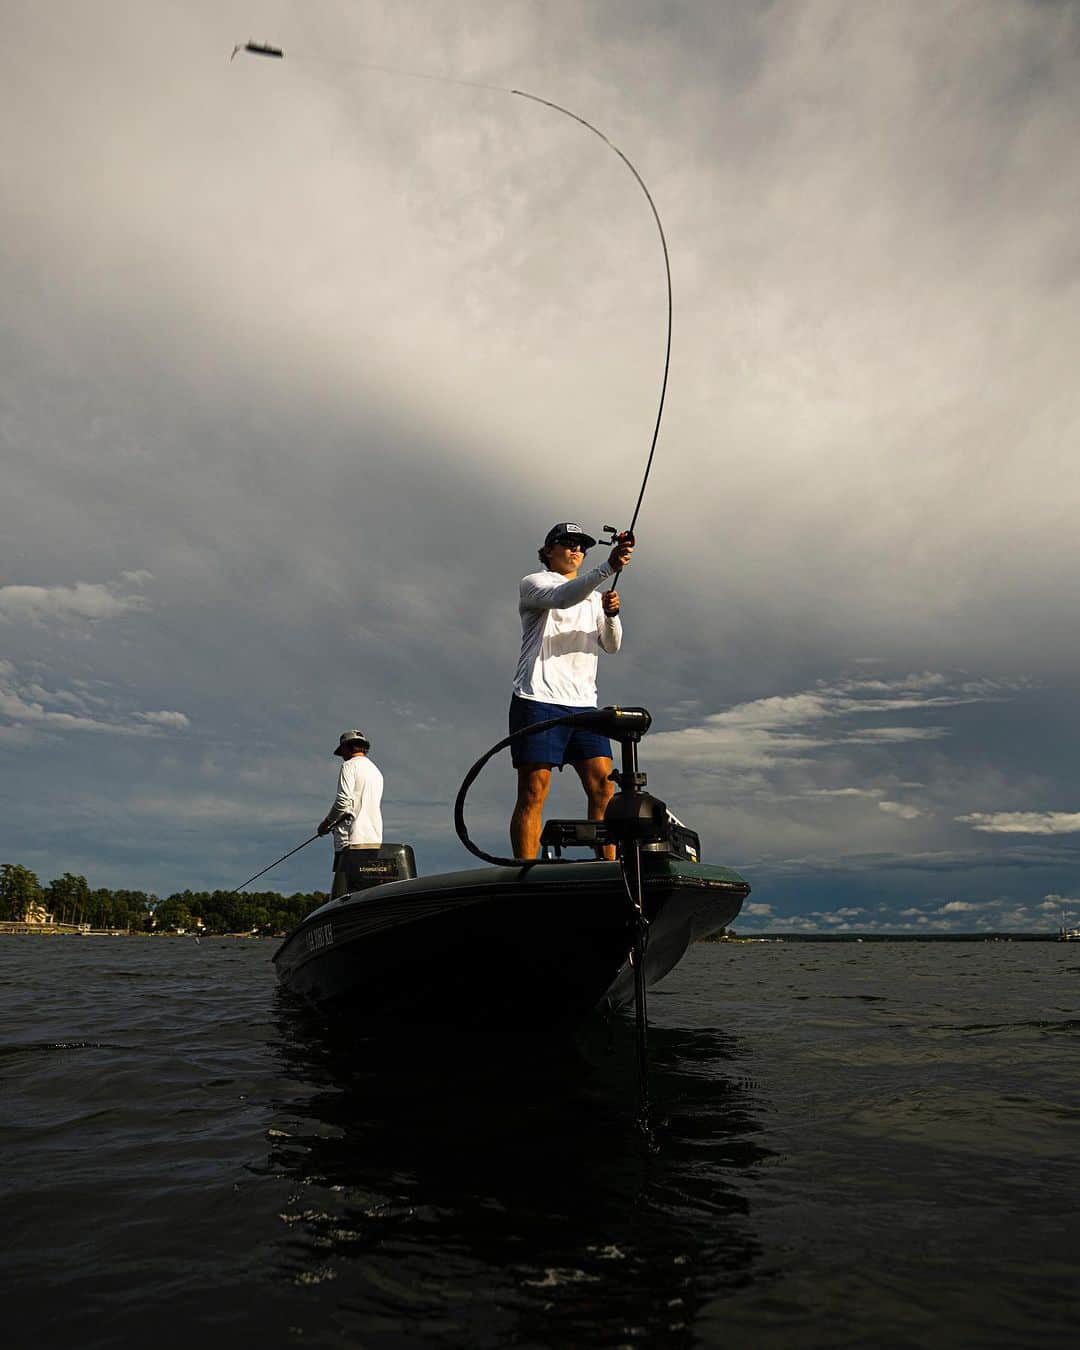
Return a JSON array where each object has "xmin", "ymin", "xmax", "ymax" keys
[
  {"xmin": 225, "ymin": 813, "xmax": 352, "ymax": 896},
  {"xmin": 230, "ymin": 42, "xmax": 672, "ymax": 583},
  {"xmin": 506, "ymin": 88, "xmax": 672, "ymax": 592}
]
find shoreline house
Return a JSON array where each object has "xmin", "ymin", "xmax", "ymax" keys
[{"xmin": 22, "ymin": 901, "xmax": 55, "ymax": 926}]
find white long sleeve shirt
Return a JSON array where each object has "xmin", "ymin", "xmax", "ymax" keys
[
  {"xmin": 513, "ymin": 561, "xmax": 622, "ymax": 707},
  {"xmin": 328, "ymin": 755, "xmax": 384, "ymax": 853}
]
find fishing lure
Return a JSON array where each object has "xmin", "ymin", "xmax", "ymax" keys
[{"xmin": 230, "ymin": 40, "xmax": 284, "ymax": 62}]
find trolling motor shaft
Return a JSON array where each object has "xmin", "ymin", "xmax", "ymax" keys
[
  {"xmin": 552, "ymin": 705, "xmax": 664, "ymax": 1148},
  {"xmin": 595, "ymin": 706, "xmax": 660, "ymax": 1151},
  {"xmin": 453, "ymin": 703, "xmax": 671, "ymax": 1148},
  {"xmin": 602, "ymin": 707, "xmax": 667, "ymax": 841}
]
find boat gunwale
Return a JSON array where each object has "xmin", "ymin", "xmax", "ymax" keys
[{"xmin": 273, "ymin": 860, "xmax": 749, "ymax": 972}]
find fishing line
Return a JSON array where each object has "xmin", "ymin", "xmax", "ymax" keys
[
  {"xmin": 231, "ymin": 42, "xmax": 673, "ymax": 548},
  {"xmin": 508, "ymin": 89, "xmax": 672, "ymax": 542},
  {"xmin": 300, "ymin": 53, "xmax": 510, "ymax": 95}
]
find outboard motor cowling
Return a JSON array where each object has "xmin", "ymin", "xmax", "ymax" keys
[{"xmin": 338, "ymin": 843, "xmax": 417, "ymax": 893}]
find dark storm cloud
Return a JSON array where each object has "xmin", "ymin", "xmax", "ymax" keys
[{"xmin": 2, "ymin": 2, "xmax": 1079, "ymax": 922}]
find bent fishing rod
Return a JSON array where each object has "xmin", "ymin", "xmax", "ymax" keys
[{"xmin": 231, "ymin": 41, "xmax": 672, "ymax": 585}]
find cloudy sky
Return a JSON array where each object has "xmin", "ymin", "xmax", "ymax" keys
[{"xmin": 3, "ymin": 1, "xmax": 1079, "ymax": 931}]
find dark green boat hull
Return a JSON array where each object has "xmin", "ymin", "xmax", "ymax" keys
[{"xmin": 273, "ymin": 856, "xmax": 749, "ymax": 1034}]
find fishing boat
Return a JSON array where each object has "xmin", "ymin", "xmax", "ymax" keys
[
  {"xmin": 274, "ymin": 706, "xmax": 750, "ymax": 1036},
  {"xmin": 274, "ymin": 852, "xmax": 748, "ymax": 1032}
]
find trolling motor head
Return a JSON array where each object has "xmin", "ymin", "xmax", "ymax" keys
[
  {"xmin": 535, "ymin": 706, "xmax": 700, "ymax": 862},
  {"xmin": 597, "ymin": 705, "xmax": 669, "ymax": 849},
  {"xmin": 566, "ymin": 705, "xmax": 651, "ymax": 742}
]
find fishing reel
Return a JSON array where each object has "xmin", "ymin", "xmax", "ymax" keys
[
  {"xmin": 600, "ymin": 524, "xmax": 635, "ymax": 552},
  {"xmin": 600, "ymin": 526, "xmax": 634, "ymax": 602}
]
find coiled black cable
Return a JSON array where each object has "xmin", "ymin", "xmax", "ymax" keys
[{"xmin": 453, "ymin": 710, "xmax": 606, "ymax": 866}]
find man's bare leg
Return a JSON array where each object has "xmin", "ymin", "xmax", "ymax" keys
[
  {"xmin": 572, "ymin": 756, "xmax": 617, "ymax": 859},
  {"xmin": 511, "ymin": 764, "xmax": 552, "ymax": 859}
]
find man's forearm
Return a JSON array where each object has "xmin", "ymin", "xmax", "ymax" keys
[
  {"xmin": 599, "ymin": 614, "xmax": 622, "ymax": 653},
  {"xmin": 521, "ymin": 562, "xmax": 614, "ymax": 611}
]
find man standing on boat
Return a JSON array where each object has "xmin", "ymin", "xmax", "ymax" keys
[
  {"xmin": 510, "ymin": 522, "xmax": 634, "ymax": 859},
  {"xmin": 318, "ymin": 730, "xmax": 384, "ymax": 899}
]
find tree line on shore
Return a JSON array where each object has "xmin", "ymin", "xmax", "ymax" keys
[{"xmin": 0, "ymin": 862, "xmax": 326, "ymax": 934}]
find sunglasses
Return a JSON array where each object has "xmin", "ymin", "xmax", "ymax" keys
[{"xmin": 555, "ymin": 538, "xmax": 589, "ymax": 551}]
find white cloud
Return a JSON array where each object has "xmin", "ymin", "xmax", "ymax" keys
[
  {"xmin": 736, "ymin": 889, "xmax": 1065, "ymax": 934},
  {"xmin": 135, "ymin": 710, "xmax": 191, "ymax": 730},
  {"xmin": 878, "ymin": 800, "xmax": 922, "ymax": 820},
  {"xmin": 125, "ymin": 793, "xmax": 305, "ymax": 825},
  {"xmin": 0, "ymin": 663, "xmax": 190, "ymax": 743},
  {"xmin": 744, "ymin": 902, "xmax": 773, "ymax": 916},
  {"xmin": 0, "ymin": 577, "xmax": 151, "ymax": 626},
  {"xmin": 957, "ymin": 811, "xmax": 1080, "ymax": 835},
  {"xmin": 845, "ymin": 727, "xmax": 949, "ymax": 744},
  {"xmin": 647, "ymin": 671, "xmax": 1017, "ymax": 774}
]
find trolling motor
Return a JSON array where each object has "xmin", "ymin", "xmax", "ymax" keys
[
  {"xmin": 538, "ymin": 707, "xmax": 700, "ymax": 862},
  {"xmin": 557, "ymin": 706, "xmax": 660, "ymax": 1150},
  {"xmin": 454, "ymin": 704, "xmax": 699, "ymax": 867},
  {"xmin": 540, "ymin": 706, "xmax": 659, "ymax": 851},
  {"xmin": 453, "ymin": 704, "xmax": 689, "ymax": 1150}
]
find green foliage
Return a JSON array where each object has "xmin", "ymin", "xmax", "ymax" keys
[
  {"xmin": 44, "ymin": 872, "xmax": 91, "ymax": 924},
  {"xmin": 152, "ymin": 897, "xmax": 194, "ymax": 931},
  {"xmin": 155, "ymin": 888, "xmax": 327, "ymax": 933},
  {"xmin": 2, "ymin": 860, "xmax": 325, "ymax": 933},
  {"xmin": 0, "ymin": 863, "xmax": 44, "ymax": 921}
]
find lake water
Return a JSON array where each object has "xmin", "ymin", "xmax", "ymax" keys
[{"xmin": 3, "ymin": 937, "xmax": 1078, "ymax": 1348}]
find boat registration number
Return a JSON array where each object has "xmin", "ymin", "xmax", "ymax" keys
[{"xmin": 306, "ymin": 922, "xmax": 334, "ymax": 952}]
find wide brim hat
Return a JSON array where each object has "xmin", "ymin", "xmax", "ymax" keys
[{"xmin": 333, "ymin": 730, "xmax": 370, "ymax": 756}]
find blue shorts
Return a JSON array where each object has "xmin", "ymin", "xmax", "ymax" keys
[{"xmin": 508, "ymin": 695, "xmax": 613, "ymax": 769}]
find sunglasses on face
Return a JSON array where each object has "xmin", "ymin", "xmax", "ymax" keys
[{"xmin": 555, "ymin": 538, "xmax": 589, "ymax": 551}]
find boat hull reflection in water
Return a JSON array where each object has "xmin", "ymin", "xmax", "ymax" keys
[{"xmin": 273, "ymin": 851, "xmax": 749, "ymax": 1034}]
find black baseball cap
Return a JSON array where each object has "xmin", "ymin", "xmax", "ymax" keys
[{"xmin": 543, "ymin": 522, "xmax": 597, "ymax": 549}]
